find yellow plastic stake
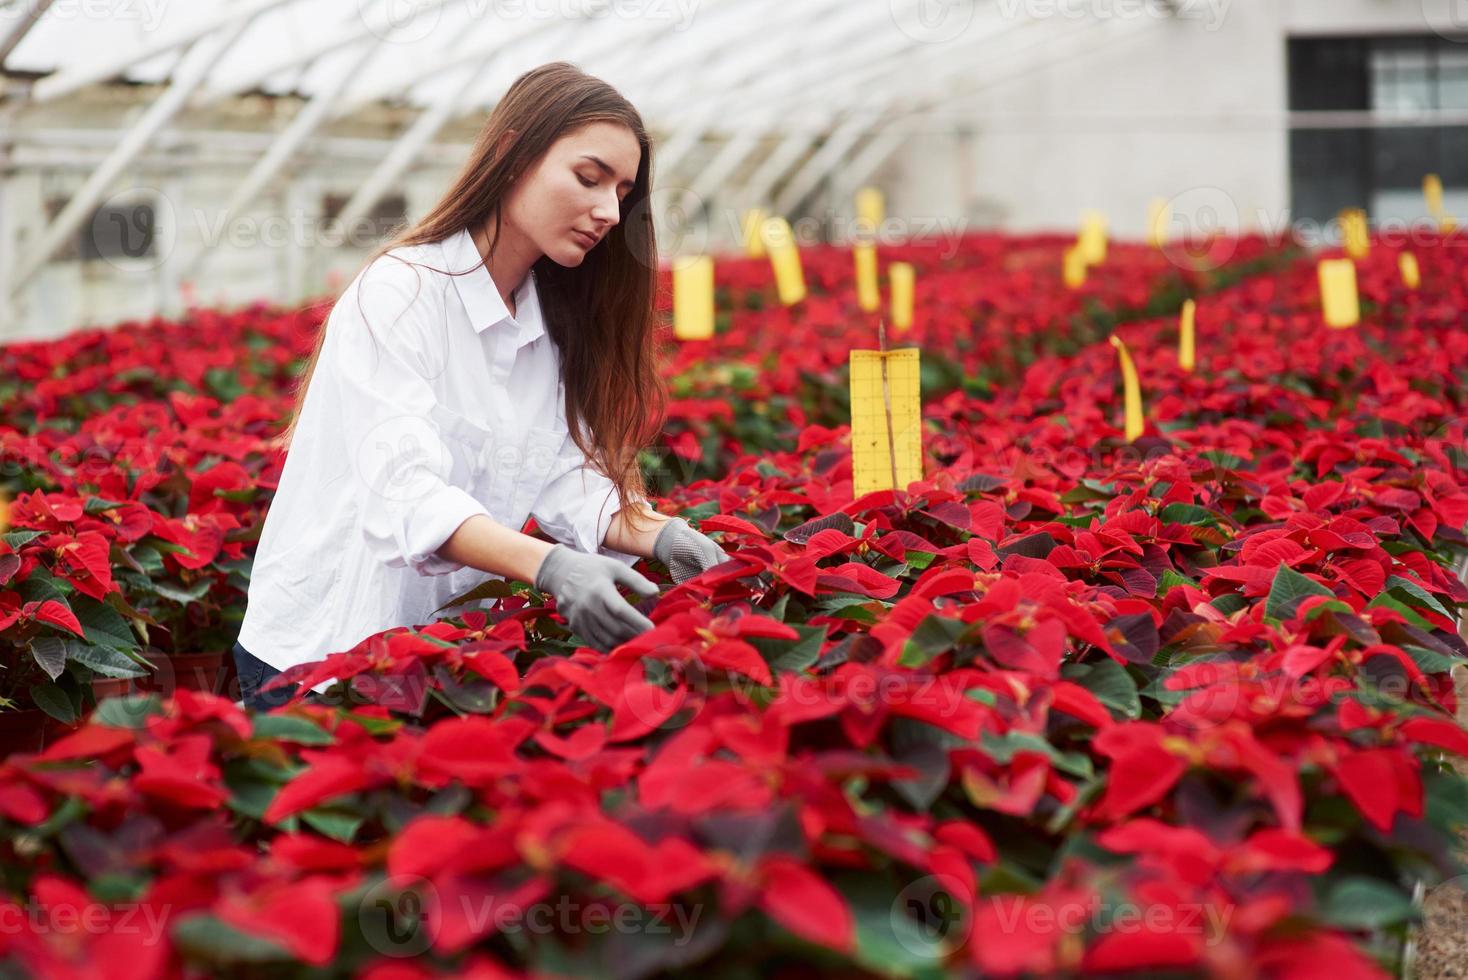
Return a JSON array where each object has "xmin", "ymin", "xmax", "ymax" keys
[
  {"xmin": 1178, "ymin": 299, "xmax": 1197, "ymax": 373},
  {"xmin": 761, "ymin": 216, "xmax": 807, "ymax": 306},
  {"xmin": 1424, "ymin": 174, "xmax": 1445, "ymax": 217},
  {"xmin": 1063, "ymin": 245, "xmax": 1088, "ymax": 289},
  {"xmin": 672, "ymin": 255, "xmax": 715, "ymax": 340},
  {"xmin": 850, "ymin": 347, "xmax": 923, "ymax": 497},
  {"xmin": 1079, "ymin": 210, "xmax": 1108, "ymax": 265},
  {"xmin": 0, "ymin": 490, "xmax": 9, "ymax": 534},
  {"xmin": 889, "ymin": 261, "xmax": 915, "ymax": 332},
  {"xmin": 855, "ymin": 186, "xmax": 885, "ymax": 234},
  {"xmin": 854, "ymin": 241, "xmax": 881, "ymax": 313},
  {"xmin": 1108, "ymin": 335, "xmax": 1145, "ymax": 442},
  {"xmin": 742, "ymin": 208, "xmax": 768, "ymax": 258},
  {"xmin": 1148, "ymin": 198, "xmax": 1168, "ymax": 249},
  {"xmin": 1340, "ymin": 208, "xmax": 1370, "ymax": 260},
  {"xmin": 1318, "ymin": 258, "xmax": 1361, "ymax": 329},
  {"xmin": 1399, "ymin": 251, "xmax": 1421, "ymax": 290}
]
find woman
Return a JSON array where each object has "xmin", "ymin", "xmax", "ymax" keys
[{"xmin": 232, "ymin": 62, "xmax": 729, "ymax": 711}]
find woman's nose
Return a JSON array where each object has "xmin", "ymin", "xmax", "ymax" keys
[{"xmin": 591, "ymin": 192, "xmax": 621, "ymax": 227}]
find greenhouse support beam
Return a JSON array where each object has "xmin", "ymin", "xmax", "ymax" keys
[
  {"xmin": 179, "ymin": 39, "xmax": 386, "ymax": 283},
  {"xmin": 190, "ymin": 0, "xmax": 469, "ymax": 111},
  {"xmin": 329, "ymin": 0, "xmax": 735, "ymax": 122},
  {"xmin": 28, "ymin": 0, "xmax": 290, "ymax": 104},
  {"xmin": 11, "ymin": 19, "xmax": 253, "ymax": 292},
  {"xmin": 0, "ymin": 0, "xmax": 54, "ymax": 70}
]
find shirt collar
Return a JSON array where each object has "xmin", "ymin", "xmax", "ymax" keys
[{"xmin": 442, "ymin": 226, "xmax": 545, "ymax": 348}]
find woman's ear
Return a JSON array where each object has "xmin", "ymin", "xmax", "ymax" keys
[{"xmin": 494, "ymin": 129, "xmax": 518, "ymax": 166}]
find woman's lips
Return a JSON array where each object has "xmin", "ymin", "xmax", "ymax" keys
[{"xmin": 573, "ymin": 230, "xmax": 598, "ymax": 248}]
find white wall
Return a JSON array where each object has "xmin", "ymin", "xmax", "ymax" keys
[{"xmin": 885, "ymin": 0, "xmax": 1465, "ymax": 239}]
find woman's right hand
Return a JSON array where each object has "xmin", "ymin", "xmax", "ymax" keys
[{"xmin": 533, "ymin": 544, "xmax": 658, "ymax": 650}]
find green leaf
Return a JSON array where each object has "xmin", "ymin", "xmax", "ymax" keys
[
  {"xmin": 1265, "ymin": 564, "xmax": 1335, "ymax": 621},
  {"xmin": 1321, "ymin": 876, "xmax": 1416, "ymax": 929},
  {"xmin": 94, "ymin": 694, "xmax": 163, "ymax": 729},
  {"xmin": 251, "ymin": 713, "xmax": 336, "ymax": 745},
  {"xmin": 30, "ymin": 638, "xmax": 68, "ymax": 681},
  {"xmin": 1210, "ymin": 593, "xmax": 1247, "ymax": 616},
  {"xmin": 899, "ymin": 615, "xmax": 969, "ymax": 668},
  {"xmin": 1158, "ymin": 503, "xmax": 1224, "ymax": 527},
  {"xmin": 67, "ymin": 643, "xmax": 150, "ymax": 679},
  {"xmin": 71, "ymin": 596, "xmax": 140, "ymax": 653},
  {"xmin": 1064, "ymin": 659, "xmax": 1141, "ymax": 721},
  {"xmin": 981, "ymin": 731, "xmax": 1094, "ymax": 779},
  {"xmin": 30, "ymin": 682, "xmax": 78, "ymax": 724},
  {"xmin": 1155, "ymin": 569, "xmax": 1200, "ymax": 595},
  {"xmin": 843, "ymin": 876, "xmax": 955, "ymax": 978},
  {"xmin": 4, "ymin": 530, "xmax": 46, "ymax": 549},
  {"xmin": 750, "ymin": 625, "xmax": 827, "ymax": 674},
  {"xmin": 16, "ymin": 570, "xmax": 69, "ymax": 604},
  {"xmin": 149, "ymin": 579, "xmax": 214, "ymax": 604},
  {"xmin": 1402, "ymin": 644, "xmax": 1466, "ymax": 674},
  {"xmin": 302, "ymin": 806, "xmax": 364, "ymax": 843},
  {"xmin": 1365, "ymin": 593, "xmax": 1435, "ymax": 630},
  {"xmin": 1385, "ymin": 576, "xmax": 1455, "ymax": 620},
  {"xmin": 433, "ymin": 577, "xmax": 517, "ymax": 615},
  {"xmin": 171, "ymin": 915, "xmax": 292, "ymax": 964}
]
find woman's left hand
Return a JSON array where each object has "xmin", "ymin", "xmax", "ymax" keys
[{"xmin": 653, "ymin": 516, "xmax": 730, "ymax": 584}]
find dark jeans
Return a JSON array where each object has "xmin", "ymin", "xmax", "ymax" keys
[{"xmin": 231, "ymin": 640, "xmax": 308, "ymax": 711}]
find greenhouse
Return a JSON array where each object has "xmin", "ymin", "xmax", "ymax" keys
[{"xmin": 1, "ymin": 0, "xmax": 1467, "ymax": 976}]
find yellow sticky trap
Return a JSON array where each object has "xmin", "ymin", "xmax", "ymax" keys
[
  {"xmin": 1178, "ymin": 299, "xmax": 1196, "ymax": 373},
  {"xmin": 1399, "ymin": 252, "xmax": 1421, "ymax": 290},
  {"xmin": 1148, "ymin": 198, "xmax": 1168, "ymax": 249},
  {"xmin": 1063, "ymin": 245, "xmax": 1088, "ymax": 289},
  {"xmin": 1108, "ymin": 335, "xmax": 1145, "ymax": 442},
  {"xmin": 0, "ymin": 491, "xmax": 9, "ymax": 534},
  {"xmin": 1318, "ymin": 259, "xmax": 1360, "ymax": 329},
  {"xmin": 1079, "ymin": 210, "xmax": 1108, "ymax": 265},
  {"xmin": 672, "ymin": 255, "xmax": 715, "ymax": 340},
  {"xmin": 761, "ymin": 216, "xmax": 806, "ymax": 306},
  {"xmin": 855, "ymin": 187, "xmax": 885, "ymax": 233},
  {"xmin": 1442, "ymin": 214, "xmax": 1459, "ymax": 234},
  {"xmin": 889, "ymin": 262, "xmax": 915, "ymax": 332},
  {"xmin": 1424, "ymin": 174, "xmax": 1445, "ymax": 217},
  {"xmin": 1340, "ymin": 208, "xmax": 1370, "ymax": 260},
  {"xmin": 854, "ymin": 241, "xmax": 880, "ymax": 313},
  {"xmin": 850, "ymin": 348, "xmax": 923, "ymax": 497},
  {"xmin": 742, "ymin": 208, "xmax": 768, "ymax": 258}
]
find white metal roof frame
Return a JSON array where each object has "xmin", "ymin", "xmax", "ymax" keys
[{"xmin": 0, "ymin": 0, "xmax": 1180, "ymax": 289}]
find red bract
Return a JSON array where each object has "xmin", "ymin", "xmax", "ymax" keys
[{"xmin": 2, "ymin": 232, "xmax": 1467, "ymax": 976}]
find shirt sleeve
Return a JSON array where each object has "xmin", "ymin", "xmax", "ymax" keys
[
  {"xmin": 530, "ymin": 434, "xmax": 645, "ymax": 568},
  {"xmin": 327, "ymin": 257, "xmax": 492, "ymax": 577}
]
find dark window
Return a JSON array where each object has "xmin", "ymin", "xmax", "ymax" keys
[
  {"xmin": 321, "ymin": 192, "xmax": 408, "ymax": 243},
  {"xmin": 43, "ymin": 198, "xmax": 158, "ymax": 262},
  {"xmin": 1287, "ymin": 35, "xmax": 1468, "ymax": 222}
]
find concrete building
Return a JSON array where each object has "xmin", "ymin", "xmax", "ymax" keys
[{"xmin": 1, "ymin": 0, "xmax": 1463, "ymax": 340}]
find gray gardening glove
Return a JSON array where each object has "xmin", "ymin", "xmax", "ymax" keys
[
  {"xmin": 534, "ymin": 544, "xmax": 658, "ymax": 650},
  {"xmin": 653, "ymin": 517, "xmax": 731, "ymax": 584}
]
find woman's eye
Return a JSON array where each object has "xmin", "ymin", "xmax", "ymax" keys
[{"xmin": 577, "ymin": 174, "xmax": 596, "ymax": 188}]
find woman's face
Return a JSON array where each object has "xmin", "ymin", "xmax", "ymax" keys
[{"xmin": 506, "ymin": 121, "xmax": 641, "ymax": 268}]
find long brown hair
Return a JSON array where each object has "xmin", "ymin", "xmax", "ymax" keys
[{"xmin": 281, "ymin": 61, "xmax": 665, "ymax": 538}]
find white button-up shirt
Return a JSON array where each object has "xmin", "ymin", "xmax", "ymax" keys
[{"xmin": 238, "ymin": 226, "xmax": 642, "ymax": 675}]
